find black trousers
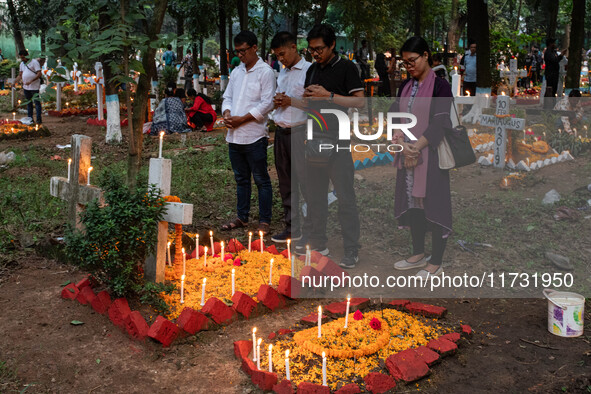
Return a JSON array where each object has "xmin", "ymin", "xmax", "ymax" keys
[
  {"xmin": 377, "ymin": 71, "xmax": 391, "ymax": 96},
  {"xmin": 189, "ymin": 111, "xmax": 213, "ymax": 128},
  {"xmin": 275, "ymin": 126, "xmax": 310, "ymax": 236},
  {"xmin": 306, "ymin": 148, "xmax": 360, "ymax": 252},
  {"xmin": 409, "ymin": 208, "xmax": 447, "ymax": 266},
  {"xmin": 546, "ymin": 73, "xmax": 559, "ymax": 97}
]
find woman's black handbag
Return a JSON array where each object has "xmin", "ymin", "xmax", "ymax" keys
[{"xmin": 437, "ymin": 97, "xmax": 476, "ymax": 169}]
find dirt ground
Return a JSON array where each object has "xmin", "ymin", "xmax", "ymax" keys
[{"xmin": 1, "ymin": 113, "xmax": 591, "ymax": 393}]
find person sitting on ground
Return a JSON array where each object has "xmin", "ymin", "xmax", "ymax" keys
[
  {"xmin": 186, "ymin": 88, "xmax": 217, "ymax": 131},
  {"xmin": 150, "ymin": 83, "xmax": 191, "ymax": 135}
]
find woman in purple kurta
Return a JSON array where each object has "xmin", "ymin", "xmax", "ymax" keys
[{"xmin": 392, "ymin": 37, "xmax": 452, "ymax": 278}]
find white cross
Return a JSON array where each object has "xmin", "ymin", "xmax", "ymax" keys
[
  {"xmin": 89, "ymin": 62, "xmax": 105, "ymax": 120},
  {"xmin": 478, "ymin": 95, "xmax": 525, "ymax": 168},
  {"xmin": 499, "ymin": 59, "xmax": 527, "ymax": 96},
  {"xmin": 145, "ymin": 158, "xmax": 194, "ymax": 283},
  {"xmin": 71, "ymin": 62, "xmax": 82, "ymax": 92},
  {"xmin": 49, "ymin": 135, "xmax": 104, "ymax": 230}
]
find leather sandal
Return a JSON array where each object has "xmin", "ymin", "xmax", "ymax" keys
[{"xmin": 220, "ymin": 218, "xmax": 248, "ymax": 231}]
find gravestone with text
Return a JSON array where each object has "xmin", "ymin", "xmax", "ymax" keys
[{"xmin": 478, "ymin": 95, "xmax": 525, "ymax": 168}]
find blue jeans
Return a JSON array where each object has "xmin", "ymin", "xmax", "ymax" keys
[
  {"xmin": 228, "ymin": 137, "xmax": 272, "ymax": 224},
  {"xmin": 24, "ymin": 89, "xmax": 42, "ymax": 123}
]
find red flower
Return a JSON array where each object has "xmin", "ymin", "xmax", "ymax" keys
[
  {"xmin": 369, "ymin": 317, "xmax": 382, "ymax": 330},
  {"xmin": 353, "ymin": 310, "xmax": 363, "ymax": 321},
  {"xmin": 233, "ymin": 258, "xmax": 242, "ymax": 266},
  {"xmin": 526, "ymin": 130, "xmax": 535, "ymax": 135}
]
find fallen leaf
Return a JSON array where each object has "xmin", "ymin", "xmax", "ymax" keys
[
  {"xmin": 61, "ymin": 280, "xmax": 71, "ymax": 286},
  {"xmin": 96, "ymin": 359, "xmax": 101, "ymax": 364},
  {"xmin": 70, "ymin": 320, "xmax": 84, "ymax": 325}
]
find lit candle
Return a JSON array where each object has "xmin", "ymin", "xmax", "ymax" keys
[
  {"xmin": 322, "ymin": 352, "xmax": 327, "ymax": 386},
  {"xmin": 268, "ymin": 344, "xmax": 273, "ymax": 372},
  {"xmin": 17, "ymin": 100, "xmax": 21, "ymax": 106},
  {"xmin": 318, "ymin": 306, "xmax": 322, "ymax": 338},
  {"xmin": 465, "ymin": 90, "xmax": 470, "ymax": 96},
  {"xmin": 248, "ymin": 232, "xmax": 252, "ymax": 252},
  {"xmin": 35, "ymin": 124, "xmax": 38, "ymax": 131},
  {"xmin": 291, "ymin": 256, "xmax": 295, "ymax": 278},
  {"xmin": 252, "ymin": 328, "xmax": 257, "ymax": 362},
  {"xmin": 182, "ymin": 247, "xmax": 186, "ymax": 276},
  {"xmin": 256, "ymin": 338, "xmax": 262, "ymax": 369},
  {"xmin": 180, "ymin": 274, "xmax": 185, "ymax": 304},
  {"xmin": 12, "ymin": 112, "xmax": 15, "ymax": 120},
  {"xmin": 203, "ymin": 246, "xmax": 208, "ymax": 267},
  {"xmin": 159, "ymin": 131, "xmax": 164, "ymax": 158},
  {"xmin": 209, "ymin": 231, "xmax": 214, "ymax": 256},
  {"xmin": 67, "ymin": 158, "xmax": 72, "ymax": 181},
  {"xmin": 195, "ymin": 234, "xmax": 199, "ymax": 258},
  {"xmin": 287, "ymin": 239, "xmax": 291, "ymax": 262},
  {"xmin": 501, "ymin": 91, "xmax": 505, "ymax": 96},
  {"xmin": 231, "ymin": 268, "xmax": 235, "ymax": 296},
  {"xmin": 344, "ymin": 295, "xmax": 351, "ymax": 328},
  {"xmin": 268, "ymin": 258, "xmax": 274, "ymax": 285},
  {"xmin": 221, "ymin": 241, "xmax": 225, "ymax": 260},
  {"xmin": 87, "ymin": 166, "xmax": 93, "ymax": 185},
  {"xmin": 200, "ymin": 277, "xmax": 207, "ymax": 306},
  {"xmin": 285, "ymin": 350, "xmax": 290, "ymax": 380},
  {"xmin": 504, "ymin": 178, "xmax": 508, "ymax": 187},
  {"xmin": 167, "ymin": 242, "xmax": 172, "ymax": 266},
  {"xmin": 259, "ymin": 231, "xmax": 263, "ymax": 253}
]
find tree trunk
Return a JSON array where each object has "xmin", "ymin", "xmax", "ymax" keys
[
  {"xmin": 314, "ymin": 0, "xmax": 330, "ymax": 25},
  {"xmin": 290, "ymin": 13, "xmax": 299, "ymax": 37},
  {"xmin": 514, "ymin": 0, "xmax": 522, "ymax": 31},
  {"xmin": 228, "ymin": 17, "xmax": 233, "ymax": 55},
  {"xmin": 128, "ymin": 0, "xmax": 168, "ymax": 188},
  {"xmin": 447, "ymin": 0, "xmax": 460, "ymax": 52},
  {"xmin": 544, "ymin": 0, "xmax": 559, "ymax": 41},
  {"xmin": 414, "ymin": 0, "xmax": 422, "ymax": 36},
  {"xmin": 219, "ymin": 0, "xmax": 229, "ymax": 77},
  {"xmin": 122, "ymin": 0, "xmax": 132, "ymax": 147},
  {"xmin": 192, "ymin": 43, "xmax": 199, "ymax": 76},
  {"xmin": 6, "ymin": 0, "xmax": 25, "ymax": 54},
  {"xmin": 176, "ymin": 15, "xmax": 184, "ymax": 60},
  {"xmin": 260, "ymin": 1, "xmax": 269, "ymax": 60},
  {"xmin": 200, "ymin": 39, "xmax": 204, "ymax": 63},
  {"xmin": 236, "ymin": 0, "xmax": 248, "ymax": 30},
  {"xmin": 565, "ymin": 0, "xmax": 585, "ymax": 89},
  {"xmin": 40, "ymin": 31, "xmax": 46, "ymax": 54}
]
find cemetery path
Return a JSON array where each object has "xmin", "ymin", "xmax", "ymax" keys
[{"xmin": 0, "ymin": 255, "xmax": 589, "ymax": 393}]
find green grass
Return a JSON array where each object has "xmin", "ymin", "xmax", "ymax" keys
[{"xmin": 0, "ymin": 360, "xmax": 21, "ymax": 393}]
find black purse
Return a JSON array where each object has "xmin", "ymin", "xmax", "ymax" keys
[{"xmin": 445, "ymin": 99, "xmax": 476, "ymax": 168}]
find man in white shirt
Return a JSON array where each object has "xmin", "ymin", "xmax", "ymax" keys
[
  {"xmin": 269, "ymin": 31, "xmax": 311, "ymax": 243},
  {"xmin": 15, "ymin": 50, "xmax": 43, "ymax": 124},
  {"xmin": 221, "ymin": 31, "xmax": 276, "ymax": 235}
]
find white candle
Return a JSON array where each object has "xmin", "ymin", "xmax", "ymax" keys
[
  {"xmin": 12, "ymin": 112, "xmax": 15, "ymax": 120},
  {"xmin": 67, "ymin": 158, "xmax": 72, "ymax": 181},
  {"xmin": 159, "ymin": 131, "xmax": 164, "ymax": 158},
  {"xmin": 504, "ymin": 178, "xmax": 508, "ymax": 187},
  {"xmin": 87, "ymin": 166, "xmax": 93, "ymax": 186},
  {"xmin": 268, "ymin": 344, "xmax": 273, "ymax": 372},
  {"xmin": 248, "ymin": 232, "xmax": 252, "ymax": 252},
  {"xmin": 344, "ymin": 295, "xmax": 351, "ymax": 328},
  {"xmin": 180, "ymin": 274, "xmax": 185, "ymax": 303},
  {"xmin": 167, "ymin": 242, "xmax": 172, "ymax": 266},
  {"xmin": 322, "ymin": 352, "xmax": 327, "ymax": 386},
  {"xmin": 256, "ymin": 338, "xmax": 262, "ymax": 369},
  {"xmin": 285, "ymin": 350, "xmax": 290, "ymax": 380},
  {"xmin": 291, "ymin": 256, "xmax": 295, "ymax": 278},
  {"xmin": 268, "ymin": 258, "xmax": 273, "ymax": 285},
  {"xmin": 209, "ymin": 231, "xmax": 214, "ymax": 256},
  {"xmin": 287, "ymin": 239, "xmax": 291, "ymax": 262},
  {"xmin": 259, "ymin": 231, "xmax": 263, "ymax": 253},
  {"xmin": 182, "ymin": 247, "xmax": 186, "ymax": 276},
  {"xmin": 305, "ymin": 245, "xmax": 311, "ymax": 266},
  {"xmin": 203, "ymin": 247, "xmax": 208, "ymax": 267},
  {"xmin": 231, "ymin": 268, "xmax": 235, "ymax": 296},
  {"xmin": 221, "ymin": 241, "xmax": 225, "ymax": 260},
  {"xmin": 318, "ymin": 306, "xmax": 322, "ymax": 338},
  {"xmin": 252, "ymin": 327, "xmax": 257, "ymax": 361},
  {"xmin": 196, "ymin": 234, "xmax": 200, "ymax": 258},
  {"xmin": 200, "ymin": 277, "xmax": 207, "ymax": 306}
]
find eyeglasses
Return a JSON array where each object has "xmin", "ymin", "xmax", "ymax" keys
[
  {"xmin": 234, "ymin": 46, "xmax": 252, "ymax": 56},
  {"xmin": 401, "ymin": 55, "xmax": 422, "ymax": 68},
  {"xmin": 308, "ymin": 45, "xmax": 327, "ymax": 55}
]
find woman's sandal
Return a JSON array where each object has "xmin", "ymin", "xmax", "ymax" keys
[
  {"xmin": 220, "ymin": 218, "xmax": 248, "ymax": 231},
  {"xmin": 257, "ymin": 222, "xmax": 270, "ymax": 236}
]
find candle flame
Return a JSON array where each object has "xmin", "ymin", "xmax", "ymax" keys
[
  {"xmin": 501, "ymin": 91, "xmax": 505, "ymax": 96},
  {"xmin": 88, "ymin": 166, "xmax": 93, "ymax": 172},
  {"xmin": 257, "ymin": 338, "xmax": 262, "ymax": 345},
  {"xmin": 347, "ymin": 295, "xmax": 351, "ymax": 301},
  {"xmin": 253, "ymin": 327, "xmax": 257, "ymax": 334},
  {"xmin": 181, "ymin": 274, "xmax": 185, "ymax": 281},
  {"xmin": 249, "ymin": 231, "xmax": 252, "ymax": 236},
  {"xmin": 204, "ymin": 246, "xmax": 208, "ymax": 252},
  {"xmin": 269, "ymin": 344, "xmax": 273, "ymax": 351},
  {"xmin": 182, "ymin": 247, "xmax": 185, "ymax": 253},
  {"xmin": 203, "ymin": 277, "xmax": 207, "ymax": 284},
  {"xmin": 209, "ymin": 230, "xmax": 213, "ymax": 236},
  {"xmin": 68, "ymin": 158, "xmax": 72, "ymax": 164},
  {"xmin": 160, "ymin": 131, "xmax": 165, "ymax": 137},
  {"xmin": 318, "ymin": 305, "xmax": 322, "ymax": 313},
  {"xmin": 167, "ymin": 242, "xmax": 171, "ymax": 247},
  {"xmin": 232, "ymin": 268, "xmax": 235, "ymax": 274},
  {"xmin": 322, "ymin": 351, "xmax": 326, "ymax": 358},
  {"xmin": 465, "ymin": 90, "xmax": 469, "ymax": 96},
  {"xmin": 259, "ymin": 231, "xmax": 263, "ymax": 237},
  {"xmin": 306, "ymin": 244, "xmax": 310, "ymax": 250}
]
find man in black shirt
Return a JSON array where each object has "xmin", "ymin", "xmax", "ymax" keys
[
  {"xmin": 299, "ymin": 24, "xmax": 365, "ymax": 269},
  {"xmin": 544, "ymin": 38, "xmax": 567, "ymax": 97}
]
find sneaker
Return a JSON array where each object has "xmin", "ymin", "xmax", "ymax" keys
[
  {"xmin": 339, "ymin": 250, "xmax": 358, "ymax": 269},
  {"xmin": 295, "ymin": 245, "xmax": 329, "ymax": 256},
  {"xmin": 294, "ymin": 236, "xmax": 309, "ymax": 251},
  {"xmin": 271, "ymin": 229, "xmax": 302, "ymax": 243},
  {"xmin": 394, "ymin": 256, "xmax": 427, "ymax": 270}
]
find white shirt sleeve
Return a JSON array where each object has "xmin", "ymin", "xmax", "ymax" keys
[
  {"xmin": 222, "ymin": 70, "xmax": 235, "ymax": 114},
  {"xmin": 249, "ymin": 68, "xmax": 276, "ymax": 121}
]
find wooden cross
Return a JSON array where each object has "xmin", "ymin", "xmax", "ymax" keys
[
  {"xmin": 479, "ymin": 95, "xmax": 525, "ymax": 168},
  {"xmin": 144, "ymin": 158, "xmax": 193, "ymax": 283},
  {"xmin": 499, "ymin": 59, "xmax": 527, "ymax": 96},
  {"xmin": 49, "ymin": 134, "xmax": 104, "ymax": 229}
]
